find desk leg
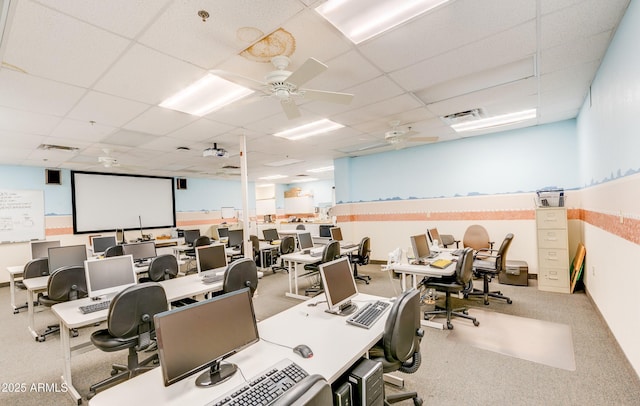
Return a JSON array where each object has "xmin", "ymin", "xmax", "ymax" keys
[
  {"xmin": 284, "ymin": 261, "xmax": 308, "ymax": 300},
  {"xmin": 60, "ymin": 320, "xmax": 82, "ymax": 405},
  {"xmin": 9, "ymin": 272, "xmax": 17, "ymax": 312},
  {"xmin": 27, "ymin": 289, "xmax": 38, "ymax": 340},
  {"xmin": 400, "ymin": 273, "xmax": 407, "ymax": 291}
]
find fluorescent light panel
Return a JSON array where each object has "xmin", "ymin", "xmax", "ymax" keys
[
  {"xmin": 274, "ymin": 119, "xmax": 344, "ymax": 141},
  {"xmin": 307, "ymin": 166, "xmax": 334, "ymax": 173},
  {"xmin": 259, "ymin": 175, "xmax": 288, "ymax": 180},
  {"xmin": 160, "ymin": 74, "xmax": 253, "ymax": 116},
  {"xmin": 290, "ymin": 177, "xmax": 318, "ymax": 183},
  {"xmin": 316, "ymin": 0, "xmax": 450, "ymax": 44},
  {"xmin": 451, "ymin": 109, "xmax": 537, "ymax": 132}
]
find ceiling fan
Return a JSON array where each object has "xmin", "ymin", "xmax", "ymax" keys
[
  {"xmin": 211, "ymin": 55, "xmax": 354, "ymax": 120},
  {"xmin": 383, "ymin": 120, "xmax": 439, "ymax": 148}
]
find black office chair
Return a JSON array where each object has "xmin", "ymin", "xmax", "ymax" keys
[
  {"xmin": 465, "ymin": 233, "xmax": 514, "ymax": 305},
  {"xmin": 223, "ymin": 258, "xmax": 259, "ymax": 297},
  {"xmin": 272, "ymin": 374, "xmax": 332, "ymax": 406},
  {"xmin": 37, "ymin": 265, "xmax": 88, "ymax": 342},
  {"xmin": 421, "ymin": 248, "xmax": 479, "ymax": 330},
  {"xmin": 295, "ymin": 224, "xmax": 306, "ymax": 230},
  {"xmin": 250, "ymin": 235, "xmax": 261, "ymax": 266},
  {"xmin": 272, "ymin": 235, "xmax": 295, "ymax": 273},
  {"xmin": 87, "ymin": 282, "xmax": 168, "ymax": 399},
  {"xmin": 350, "ymin": 237, "xmax": 372, "ymax": 284},
  {"xmin": 185, "ymin": 235, "xmax": 211, "ymax": 274},
  {"xmin": 369, "ymin": 288, "xmax": 424, "ymax": 406},
  {"xmin": 104, "ymin": 245, "xmax": 123, "ymax": 257},
  {"xmin": 427, "ymin": 228, "xmax": 459, "ymax": 248},
  {"xmin": 304, "ymin": 240, "xmax": 340, "ymax": 296},
  {"xmin": 139, "ymin": 254, "xmax": 196, "ymax": 306},
  {"xmin": 14, "ymin": 257, "xmax": 49, "ymax": 314}
]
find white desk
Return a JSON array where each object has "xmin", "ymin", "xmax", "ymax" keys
[
  {"xmin": 6, "ymin": 264, "xmax": 25, "ymax": 312},
  {"xmin": 390, "ymin": 251, "xmax": 457, "ymax": 291},
  {"xmin": 89, "ymin": 293, "xmax": 389, "ymax": 406},
  {"xmin": 52, "ymin": 274, "xmax": 224, "ymax": 405}
]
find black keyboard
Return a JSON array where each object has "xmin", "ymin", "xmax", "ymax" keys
[
  {"xmin": 347, "ymin": 300, "xmax": 390, "ymax": 329},
  {"xmin": 79, "ymin": 300, "xmax": 111, "ymax": 314},
  {"xmin": 207, "ymin": 359, "xmax": 308, "ymax": 406}
]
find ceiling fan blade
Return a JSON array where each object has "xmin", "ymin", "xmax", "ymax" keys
[
  {"xmin": 209, "ymin": 70, "xmax": 266, "ymax": 92},
  {"xmin": 286, "ymin": 58, "xmax": 327, "ymax": 88},
  {"xmin": 281, "ymin": 99, "xmax": 301, "ymax": 120},
  {"xmin": 301, "ymin": 89, "xmax": 354, "ymax": 105},
  {"xmin": 407, "ymin": 136, "xmax": 439, "ymax": 142}
]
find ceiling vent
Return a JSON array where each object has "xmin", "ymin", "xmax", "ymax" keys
[
  {"xmin": 37, "ymin": 143, "xmax": 79, "ymax": 152},
  {"xmin": 440, "ymin": 108, "xmax": 484, "ymax": 126},
  {"xmin": 222, "ymin": 165, "xmax": 240, "ymax": 170}
]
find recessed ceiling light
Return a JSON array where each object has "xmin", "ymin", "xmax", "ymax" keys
[
  {"xmin": 274, "ymin": 119, "xmax": 344, "ymax": 141},
  {"xmin": 307, "ymin": 165, "xmax": 334, "ymax": 173},
  {"xmin": 450, "ymin": 109, "xmax": 537, "ymax": 132},
  {"xmin": 259, "ymin": 175, "xmax": 288, "ymax": 180},
  {"xmin": 291, "ymin": 177, "xmax": 318, "ymax": 183},
  {"xmin": 256, "ymin": 183, "xmax": 274, "ymax": 187}
]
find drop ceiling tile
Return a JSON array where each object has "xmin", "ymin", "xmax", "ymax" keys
[
  {"xmin": 204, "ymin": 96, "xmax": 283, "ymax": 127},
  {"xmin": 167, "ymin": 118, "xmax": 236, "ymax": 142},
  {"xmin": 539, "ymin": 61, "xmax": 600, "ymax": 94},
  {"xmin": 540, "ymin": 31, "xmax": 612, "ymax": 74},
  {"xmin": 0, "ymin": 130, "xmax": 45, "ymax": 148},
  {"xmin": 101, "ymin": 130, "xmax": 158, "ymax": 147},
  {"xmin": 139, "ymin": 136, "xmax": 195, "ymax": 152},
  {"xmin": 49, "ymin": 119, "xmax": 115, "ymax": 142},
  {"xmin": 124, "ymin": 106, "xmax": 198, "ymax": 136},
  {"xmin": 0, "ymin": 106, "xmax": 61, "ymax": 135},
  {"xmin": 67, "ymin": 91, "xmax": 151, "ymax": 127}
]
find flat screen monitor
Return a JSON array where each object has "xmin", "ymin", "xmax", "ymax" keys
[
  {"xmin": 330, "ymin": 227, "xmax": 343, "ymax": 241},
  {"xmin": 262, "ymin": 228, "xmax": 279, "ymax": 242},
  {"xmin": 183, "ymin": 229, "xmax": 201, "ymax": 246},
  {"xmin": 48, "ymin": 244, "xmax": 88, "ymax": 273},
  {"xmin": 298, "ymin": 232, "xmax": 314, "ymax": 250},
  {"xmin": 155, "ymin": 288, "xmax": 259, "ymax": 387},
  {"xmin": 122, "ymin": 241, "xmax": 157, "ymax": 263},
  {"xmin": 217, "ymin": 227, "xmax": 229, "ymax": 238},
  {"xmin": 410, "ymin": 234, "xmax": 431, "ymax": 261},
  {"xmin": 31, "ymin": 240, "xmax": 61, "ymax": 259},
  {"xmin": 319, "ymin": 257, "xmax": 358, "ymax": 315},
  {"xmin": 92, "ymin": 236, "xmax": 117, "ymax": 254},
  {"xmin": 227, "ymin": 229, "xmax": 243, "ymax": 248},
  {"xmin": 196, "ymin": 244, "xmax": 228, "ymax": 278},
  {"xmin": 319, "ymin": 225, "xmax": 333, "ymax": 238},
  {"xmin": 84, "ymin": 255, "xmax": 137, "ymax": 298}
]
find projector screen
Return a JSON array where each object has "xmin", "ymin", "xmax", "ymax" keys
[{"xmin": 71, "ymin": 171, "xmax": 176, "ymax": 234}]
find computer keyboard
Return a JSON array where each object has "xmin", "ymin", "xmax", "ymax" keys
[
  {"xmin": 202, "ymin": 274, "xmax": 224, "ymax": 284},
  {"xmin": 206, "ymin": 358, "xmax": 308, "ymax": 406},
  {"xmin": 347, "ymin": 300, "xmax": 390, "ymax": 329},
  {"xmin": 79, "ymin": 300, "xmax": 111, "ymax": 314}
]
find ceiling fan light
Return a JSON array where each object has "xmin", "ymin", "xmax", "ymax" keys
[{"xmin": 274, "ymin": 119, "xmax": 344, "ymax": 141}]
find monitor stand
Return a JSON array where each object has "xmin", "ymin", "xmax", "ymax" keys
[
  {"xmin": 195, "ymin": 360, "xmax": 237, "ymax": 387},
  {"xmin": 325, "ymin": 300, "xmax": 358, "ymax": 317}
]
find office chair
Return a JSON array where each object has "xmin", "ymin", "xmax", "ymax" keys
[
  {"xmin": 421, "ymin": 248, "xmax": 479, "ymax": 330},
  {"xmin": 223, "ymin": 258, "xmax": 259, "ymax": 297},
  {"xmin": 465, "ymin": 233, "xmax": 514, "ymax": 305},
  {"xmin": 138, "ymin": 254, "xmax": 196, "ymax": 306},
  {"xmin": 295, "ymin": 224, "xmax": 306, "ymax": 230},
  {"xmin": 14, "ymin": 257, "xmax": 49, "ymax": 314},
  {"xmin": 249, "ymin": 235, "xmax": 261, "ymax": 266},
  {"xmin": 272, "ymin": 374, "xmax": 332, "ymax": 406},
  {"xmin": 272, "ymin": 235, "xmax": 295, "ymax": 273},
  {"xmin": 350, "ymin": 237, "xmax": 371, "ymax": 284},
  {"xmin": 37, "ymin": 265, "xmax": 88, "ymax": 342},
  {"xmin": 462, "ymin": 224, "xmax": 494, "ymax": 251},
  {"xmin": 184, "ymin": 235, "xmax": 211, "ymax": 274},
  {"xmin": 87, "ymin": 282, "xmax": 168, "ymax": 399},
  {"xmin": 303, "ymin": 240, "xmax": 340, "ymax": 296},
  {"xmin": 427, "ymin": 228, "xmax": 459, "ymax": 248},
  {"xmin": 104, "ymin": 245, "xmax": 123, "ymax": 257},
  {"xmin": 369, "ymin": 288, "xmax": 424, "ymax": 406}
]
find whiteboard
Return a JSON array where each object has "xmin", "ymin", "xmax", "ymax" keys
[{"xmin": 0, "ymin": 189, "xmax": 45, "ymax": 243}]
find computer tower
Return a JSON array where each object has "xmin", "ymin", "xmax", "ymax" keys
[
  {"xmin": 334, "ymin": 381, "xmax": 352, "ymax": 406},
  {"xmin": 348, "ymin": 358, "xmax": 384, "ymax": 406}
]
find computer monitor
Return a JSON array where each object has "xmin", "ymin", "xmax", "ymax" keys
[
  {"xmin": 183, "ymin": 229, "xmax": 201, "ymax": 246},
  {"xmin": 31, "ymin": 240, "xmax": 61, "ymax": 259},
  {"xmin": 298, "ymin": 232, "xmax": 314, "ymax": 250},
  {"xmin": 410, "ymin": 234, "xmax": 431, "ymax": 261},
  {"xmin": 48, "ymin": 244, "xmax": 88, "ymax": 273},
  {"xmin": 217, "ymin": 227, "xmax": 229, "ymax": 239},
  {"xmin": 195, "ymin": 244, "xmax": 228, "ymax": 278},
  {"xmin": 84, "ymin": 255, "xmax": 137, "ymax": 298},
  {"xmin": 262, "ymin": 228, "xmax": 279, "ymax": 242},
  {"xmin": 227, "ymin": 229, "xmax": 243, "ymax": 248},
  {"xmin": 92, "ymin": 236, "xmax": 117, "ymax": 254},
  {"xmin": 319, "ymin": 257, "xmax": 358, "ymax": 315},
  {"xmin": 330, "ymin": 227, "xmax": 343, "ymax": 241},
  {"xmin": 319, "ymin": 225, "xmax": 333, "ymax": 238},
  {"xmin": 155, "ymin": 288, "xmax": 259, "ymax": 387},
  {"xmin": 122, "ymin": 241, "xmax": 157, "ymax": 263}
]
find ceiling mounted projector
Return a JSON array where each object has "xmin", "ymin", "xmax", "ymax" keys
[{"xmin": 203, "ymin": 143, "xmax": 229, "ymax": 158}]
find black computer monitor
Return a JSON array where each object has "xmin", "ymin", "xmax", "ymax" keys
[
  {"xmin": 84, "ymin": 255, "xmax": 137, "ymax": 298},
  {"xmin": 410, "ymin": 234, "xmax": 431, "ymax": 261},
  {"xmin": 330, "ymin": 227, "xmax": 343, "ymax": 241},
  {"xmin": 262, "ymin": 228, "xmax": 279, "ymax": 242},
  {"xmin": 196, "ymin": 244, "xmax": 228, "ymax": 278},
  {"xmin": 92, "ymin": 236, "xmax": 117, "ymax": 254},
  {"xmin": 183, "ymin": 229, "xmax": 201, "ymax": 246},
  {"xmin": 298, "ymin": 232, "xmax": 314, "ymax": 250},
  {"xmin": 217, "ymin": 227, "xmax": 229, "ymax": 238},
  {"xmin": 319, "ymin": 225, "xmax": 333, "ymax": 238},
  {"xmin": 227, "ymin": 229, "xmax": 243, "ymax": 248},
  {"xmin": 48, "ymin": 245, "xmax": 88, "ymax": 273},
  {"xmin": 155, "ymin": 288, "xmax": 259, "ymax": 387},
  {"xmin": 319, "ymin": 257, "xmax": 358, "ymax": 315},
  {"xmin": 31, "ymin": 240, "xmax": 61, "ymax": 259},
  {"xmin": 122, "ymin": 241, "xmax": 157, "ymax": 263}
]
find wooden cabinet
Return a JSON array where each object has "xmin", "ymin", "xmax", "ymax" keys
[{"xmin": 536, "ymin": 208, "xmax": 570, "ymax": 293}]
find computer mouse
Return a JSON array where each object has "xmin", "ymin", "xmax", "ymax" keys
[{"xmin": 293, "ymin": 344, "xmax": 313, "ymax": 359}]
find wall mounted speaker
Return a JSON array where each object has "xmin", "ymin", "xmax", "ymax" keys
[
  {"xmin": 45, "ymin": 169, "xmax": 61, "ymax": 185},
  {"xmin": 176, "ymin": 178, "xmax": 187, "ymax": 189}
]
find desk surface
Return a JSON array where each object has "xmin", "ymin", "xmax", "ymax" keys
[{"xmin": 89, "ymin": 293, "xmax": 388, "ymax": 405}]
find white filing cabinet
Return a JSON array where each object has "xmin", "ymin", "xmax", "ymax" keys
[{"xmin": 536, "ymin": 207, "xmax": 570, "ymax": 293}]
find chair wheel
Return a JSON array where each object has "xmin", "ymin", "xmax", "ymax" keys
[
  {"xmin": 36, "ymin": 336, "xmax": 46, "ymax": 342},
  {"xmin": 507, "ymin": 299, "xmax": 513, "ymax": 304},
  {"xmin": 462, "ymin": 309, "xmax": 468, "ymax": 315},
  {"xmin": 463, "ymin": 294, "xmax": 469, "ymax": 299},
  {"xmin": 484, "ymin": 300, "xmax": 489, "ymax": 305},
  {"xmin": 13, "ymin": 309, "xmax": 19, "ymax": 314},
  {"xmin": 473, "ymin": 320, "xmax": 480, "ymax": 326},
  {"xmin": 110, "ymin": 369, "xmax": 119, "ymax": 376},
  {"xmin": 365, "ymin": 281, "xmax": 370, "ymax": 285},
  {"xmin": 447, "ymin": 322, "xmax": 453, "ymax": 330},
  {"xmin": 413, "ymin": 397, "xmax": 423, "ymax": 406}
]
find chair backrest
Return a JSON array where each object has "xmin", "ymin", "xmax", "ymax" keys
[
  {"xmin": 104, "ymin": 245, "xmax": 124, "ymax": 257},
  {"xmin": 46, "ymin": 265, "xmax": 88, "ymax": 302},
  {"xmin": 250, "ymin": 235, "xmax": 260, "ymax": 255},
  {"xmin": 147, "ymin": 254, "xmax": 179, "ymax": 281},
  {"xmin": 322, "ymin": 240, "xmax": 340, "ymax": 263},
  {"xmin": 223, "ymin": 258, "xmax": 259, "ymax": 297},
  {"xmin": 382, "ymin": 288, "xmax": 422, "ymax": 365},
  {"xmin": 194, "ymin": 235, "xmax": 211, "ymax": 248},
  {"xmin": 280, "ymin": 236, "xmax": 296, "ymax": 255},
  {"xmin": 23, "ymin": 257, "xmax": 49, "ymax": 279},
  {"xmin": 358, "ymin": 237, "xmax": 371, "ymax": 264},
  {"xmin": 107, "ymin": 282, "xmax": 167, "ymax": 342},
  {"xmin": 272, "ymin": 374, "xmax": 332, "ymax": 406},
  {"xmin": 455, "ymin": 248, "xmax": 475, "ymax": 285},
  {"xmin": 463, "ymin": 224, "xmax": 491, "ymax": 250},
  {"xmin": 295, "ymin": 224, "xmax": 306, "ymax": 230},
  {"xmin": 427, "ymin": 228, "xmax": 441, "ymax": 245},
  {"xmin": 494, "ymin": 233, "xmax": 514, "ymax": 272}
]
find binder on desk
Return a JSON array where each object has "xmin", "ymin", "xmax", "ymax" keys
[{"xmin": 430, "ymin": 259, "xmax": 452, "ymax": 269}]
